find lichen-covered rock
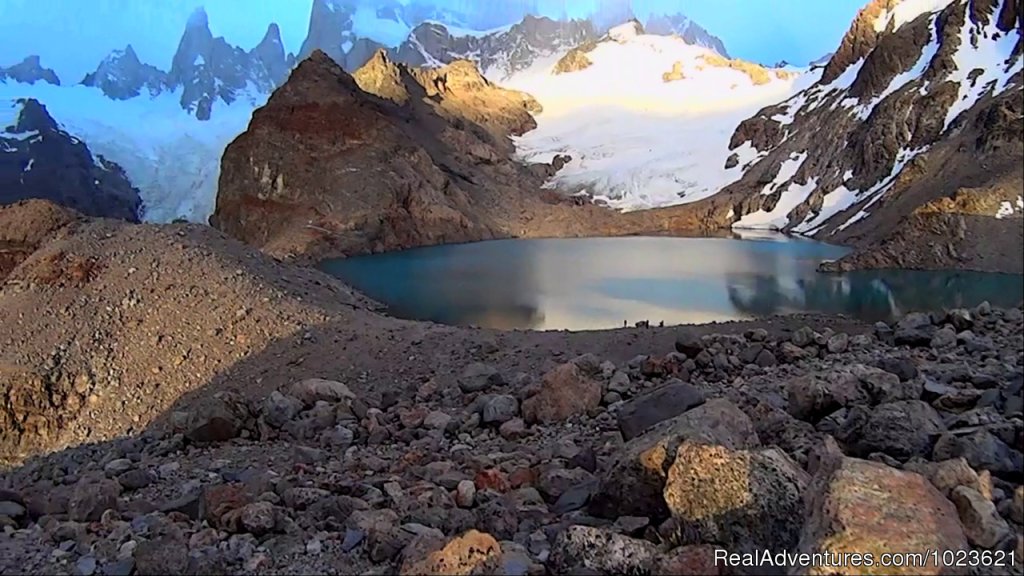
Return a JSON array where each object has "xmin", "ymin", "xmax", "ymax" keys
[
  {"xmin": 796, "ymin": 443, "xmax": 968, "ymax": 575},
  {"xmin": 398, "ymin": 529, "xmax": 502, "ymax": 575},
  {"xmin": 663, "ymin": 443, "xmax": 809, "ymax": 553},
  {"xmin": 548, "ymin": 526, "xmax": 658, "ymax": 574},
  {"xmin": 592, "ymin": 399, "xmax": 759, "ymax": 520}
]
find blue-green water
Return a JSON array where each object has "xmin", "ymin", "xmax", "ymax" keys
[{"xmin": 320, "ymin": 236, "xmax": 1024, "ymax": 331}]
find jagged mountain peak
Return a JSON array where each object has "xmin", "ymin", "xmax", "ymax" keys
[
  {"xmin": 81, "ymin": 45, "xmax": 168, "ymax": 100},
  {"xmin": 187, "ymin": 6, "xmax": 210, "ymax": 30},
  {"xmin": 0, "ymin": 55, "xmax": 61, "ymax": 86},
  {"xmin": 644, "ymin": 13, "xmax": 730, "ymax": 57}
]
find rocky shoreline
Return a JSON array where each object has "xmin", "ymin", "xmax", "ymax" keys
[{"xmin": 1, "ymin": 279, "xmax": 1021, "ymax": 574}]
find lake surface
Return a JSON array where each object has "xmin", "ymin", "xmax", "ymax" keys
[{"xmin": 320, "ymin": 236, "xmax": 1024, "ymax": 331}]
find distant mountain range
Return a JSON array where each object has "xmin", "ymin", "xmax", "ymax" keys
[{"xmin": 2, "ymin": 0, "xmax": 731, "ymax": 121}]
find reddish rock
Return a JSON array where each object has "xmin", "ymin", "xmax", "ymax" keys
[
  {"xmin": 795, "ymin": 441, "xmax": 969, "ymax": 575},
  {"xmin": 651, "ymin": 545, "xmax": 728, "ymax": 575},
  {"xmin": 474, "ymin": 469, "xmax": 510, "ymax": 493},
  {"xmin": 202, "ymin": 484, "xmax": 251, "ymax": 528},
  {"xmin": 520, "ymin": 363, "xmax": 601, "ymax": 425},
  {"xmin": 508, "ymin": 467, "xmax": 537, "ymax": 489}
]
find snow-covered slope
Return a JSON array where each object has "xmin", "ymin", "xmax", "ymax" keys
[
  {"xmin": 0, "ymin": 82, "xmax": 260, "ymax": 222},
  {"xmin": 717, "ymin": 0, "xmax": 1022, "ymax": 237},
  {"xmin": 502, "ymin": 22, "xmax": 817, "ymax": 209}
]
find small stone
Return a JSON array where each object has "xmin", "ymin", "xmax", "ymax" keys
[
  {"xmin": 498, "ymin": 418, "xmax": 527, "ymax": 440},
  {"xmin": 616, "ymin": 380, "xmax": 705, "ymax": 441},
  {"xmin": 482, "ymin": 395, "xmax": 519, "ymax": 425},
  {"xmin": 459, "ymin": 363, "xmax": 504, "ymax": 393},
  {"xmin": 423, "ymin": 411, "xmax": 452, "ymax": 430},
  {"xmin": 521, "ymin": 363, "xmax": 601, "ymax": 425},
  {"xmin": 0, "ymin": 501, "xmax": 26, "ymax": 518},
  {"xmin": 455, "ymin": 481, "xmax": 476, "ymax": 509},
  {"xmin": 69, "ymin": 479, "xmax": 121, "ymax": 523},
  {"xmin": 104, "ymin": 459, "xmax": 133, "ymax": 476},
  {"xmin": 1011, "ymin": 486, "xmax": 1023, "ymax": 525},
  {"xmin": 289, "ymin": 378, "xmax": 355, "ymax": 407},
  {"xmin": 117, "ymin": 469, "xmax": 154, "ymax": 491},
  {"xmin": 826, "ymin": 333, "xmax": 849, "ymax": 354},
  {"xmin": 755, "ymin": 349, "xmax": 777, "ymax": 367},
  {"xmin": 608, "ymin": 372, "xmax": 631, "ymax": 394},
  {"xmin": 674, "ymin": 331, "xmax": 704, "ymax": 357},
  {"xmin": 75, "ymin": 555, "xmax": 97, "ymax": 576},
  {"xmin": 930, "ymin": 327, "xmax": 957, "ymax": 349},
  {"xmin": 342, "ymin": 528, "xmax": 366, "ymax": 552},
  {"xmin": 306, "ymin": 539, "xmax": 323, "ymax": 555}
]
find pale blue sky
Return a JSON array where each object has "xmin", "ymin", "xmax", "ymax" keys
[{"xmin": 0, "ymin": 0, "xmax": 866, "ymax": 81}]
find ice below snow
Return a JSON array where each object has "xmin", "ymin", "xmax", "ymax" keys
[
  {"xmin": 504, "ymin": 33, "xmax": 818, "ymax": 211},
  {"xmin": 0, "ymin": 83, "xmax": 263, "ymax": 223}
]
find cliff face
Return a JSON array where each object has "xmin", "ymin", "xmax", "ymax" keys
[
  {"xmin": 211, "ymin": 51, "xmax": 555, "ymax": 260},
  {"xmin": 709, "ymin": 0, "xmax": 1023, "ymax": 272}
]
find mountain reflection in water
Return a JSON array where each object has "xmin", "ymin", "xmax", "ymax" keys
[{"xmin": 320, "ymin": 237, "xmax": 1024, "ymax": 331}]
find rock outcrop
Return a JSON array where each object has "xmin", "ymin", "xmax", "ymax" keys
[
  {"xmin": 212, "ymin": 50, "xmax": 700, "ymax": 261},
  {"xmin": 0, "ymin": 55, "xmax": 60, "ymax": 86},
  {"xmin": 1, "ymin": 99, "xmax": 142, "ymax": 221},
  {"xmin": 712, "ymin": 0, "xmax": 1023, "ymax": 273}
]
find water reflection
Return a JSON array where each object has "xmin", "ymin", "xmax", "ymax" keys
[{"xmin": 320, "ymin": 237, "xmax": 1024, "ymax": 331}]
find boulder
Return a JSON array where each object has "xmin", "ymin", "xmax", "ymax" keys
[
  {"xmin": 674, "ymin": 331, "xmax": 704, "ymax": 357},
  {"xmin": 592, "ymin": 399, "xmax": 759, "ymax": 520},
  {"xmin": 481, "ymin": 395, "xmax": 519, "ymax": 425},
  {"xmin": 399, "ymin": 530, "xmax": 501, "ymax": 575},
  {"xmin": 68, "ymin": 479, "xmax": 121, "ymax": 522},
  {"xmin": 950, "ymin": 486, "xmax": 1011, "ymax": 549},
  {"xmin": 787, "ymin": 371, "xmax": 867, "ymax": 422},
  {"xmin": 933, "ymin": 429, "xmax": 1024, "ymax": 481},
  {"xmin": 663, "ymin": 443, "xmax": 809, "ymax": 553},
  {"xmin": 521, "ymin": 363, "xmax": 601, "ymax": 424},
  {"xmin": 840, "ymin": 401, "xmax": 945, "ymax": 461},
  {"xmin": 893, "ymin": 312, "xmax": 937, "ymax": 347},
  {"xmin": 548, "ymin": 526, "xmax": 658, "ymax": 574},
  {"xmin": 795, "ymin": 442, "xmax": 968, "ymax": 576},
  {"xmin": 615, "ymin": 380, "xmax": 705, "ymax": 441},
  {"xmin": 289, "ymin": 378, "xmax": 355, "ymax": 407},
  {"xmin": 263, "ymin": 391, "xmax": 304, "ymax": 428},
  {"xmin": 459, "ymin": 364, "xmax": 504, "ymax": 393},
  {"xmin": 182, "ymin": 394, "xmax": 245, "ymax": 443}
]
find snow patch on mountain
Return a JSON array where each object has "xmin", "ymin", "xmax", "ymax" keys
[
  {"xmin": 873, "ymin": 0, "xmax": 957, "ymax": 32},
  {"xmin": 942, "ymin": 6, "xmax": 1023, "ymax": 129},
  {"xmin": 505, "ymin": 32, "xmax": 816, "ymax": 210}
]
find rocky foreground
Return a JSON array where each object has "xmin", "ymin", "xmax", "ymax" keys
[{"xmin": 1, "ymin": 298, "xmax": 1022, "ymax": 575}]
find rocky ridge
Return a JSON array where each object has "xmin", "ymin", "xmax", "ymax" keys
[
  {"xmin": 1, "ymin": 99, "xmax": 142, "ymax": 221},
  {"xmin": 643, "ymin": 13, "xmax": 730, "ymax": 57},
  {"xmin": 392, "ymin": 15, "xmax": 599, "ymax": 80},
  {"xmin": 0, "ymin": 56, "xmax": 61, "ymax": 87},
  {"xmin": 77, "ymin": 8, "xmax": 294, "ymax": 120},
  {"xmin": 707, "ymin": 0, "xmax": 1023, "ymax": 272},
  {"xmin": 0, "ymin": 206, "xmax": 1021, "ymax": 573}
]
